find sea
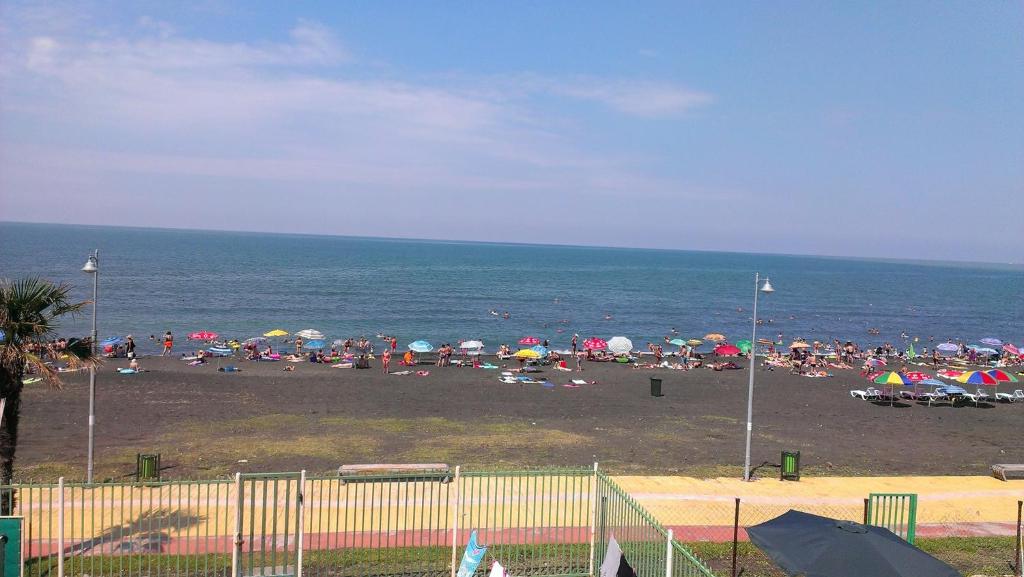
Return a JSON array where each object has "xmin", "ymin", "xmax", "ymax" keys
[{"xmin": 1, "ymin": 222, "xmax": 1021, "ymax": 355}]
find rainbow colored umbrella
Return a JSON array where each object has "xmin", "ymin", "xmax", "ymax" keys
[
  {"xmin": 518, "ymin": 336, "xmax": 541, "ymax": 346},
  {"xmin": 873, "ymin": 371, "xmax": 913, "ymax": 406},
  {"xmin": 956, "ymin": 371, "xmax": 998, "ymax": 386},
  {"xmin": 985, "ymin": 369, "xmax": 1018, "ymax": 383},
  {"xmin": 583, "ymin": 337, "xmax": 607, "ymax": 350}
]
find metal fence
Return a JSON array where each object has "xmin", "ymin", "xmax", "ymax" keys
[{"xmin": 0, "ymin": 466, "xmax": 716, "ymax": 577}]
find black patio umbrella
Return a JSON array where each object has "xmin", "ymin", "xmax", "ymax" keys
[{"xmin": 746, "ymin": 510, "xmax": 961, "ymax": 577}]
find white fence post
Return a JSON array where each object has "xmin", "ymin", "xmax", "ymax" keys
[
  {"xmin": 588, "ymin": 462, "xmax": 598, "ymax": 576},
  {"xmin": 57, "ymin": 477, "xmax": 64, "ymax": 577},
  {"xmin": 450, "ymin": 465, "xmax": 462, "ymax": 577},
  {"xmin": 665, "ymin": 528, "xmax": 673, "ymax": 577},
  {"xmin": 297, "ymin": 470, "xmax": 306, "ymax": 577}
]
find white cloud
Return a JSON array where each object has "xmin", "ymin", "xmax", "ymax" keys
[{"xmin": 551, "ymin": 78, "xmax": 712, "ymax": 117}]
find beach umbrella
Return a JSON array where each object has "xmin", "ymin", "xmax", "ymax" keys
[
  {"xmin": 295, "ymin": 329, "xmax": 324, "ymax": 340},
  {"xmin": 518, "ymin": 336, "xmax": 541, "ymax": 346},
  {"xmin": 938, "ymin": 384, "xmax": 967, "ymax": 395},
  {"xmin": 583, "ymin": 337, "xmax": 607, "ymax": 350},
  {"xmin": 874, "ymin": 371, "xmax": 914, "ymax": 405},
  {"xmin": 969, "ymin": 346, "xmax": 998, "ymax": 356},
  {"xmin": 514, "ymin": 348, "xmax": 541, "ymax": 359},
  {"xmin": 789, "ymin": 341, "xmax": 810, "ymax": 349},
  {"xmin": 935, "ymin": 343, "xmax": 958, "ymax": 354},
  {"xmin": 303, "ymin": 340, "xmax": 326, "ymax": 350},
  {"xmin": 99, "ymin": 336, "xmax": 124, "ymax": 347},
  {"xmin": 704, "ymin": 333, "xmax": 726, "ymax": 342},
  {"xmin": 919, "ymin": 379, "xmax": 947, "ymax": 388},
  {"xmin": 865, "ymin": 357, "xmax": 887, "ymax": 367},
  {"xmin": 607, "ymin": 337, "xmax": 633, "ymax": 355},
  {"xmin": 668, "ymin": 338, "xmax": 687, "ymax": 347},
  {"xmin": 979, "ymin": 337, "xmax": 1003, "ymax": 347},
  {"xmin": 408, "ymin": 340, "xmax": 434, "ymax": 353},
  {"xmin": 460, "ymin": 340, "xmax": 484, "ymax": 350},
  {"xmin": 530, "ymin": 345, "xmax": 549, "ymax": 356},
  {"xmin": 955, "ymin": 371, "xmax": 997, "ymax": 385},
  {"xmin": 714, "ymin": 344, "xmax": 742, "ymax": 357},
  {"xmin": 735, "ymin": 339, "xmax": 753, "ymax": 354},
  {"xmin": 757, "ymin": 338, "xmax": 773, "ymax": 345},
  {"xmin": 986, "ymin": 369, "xmax": 1018, "ymax": 383},
  {"xmin": 1003, "ymin": 343, "xmax": 1020, "ymax": 356},
  {"xmin": 244, "ymin": 337, "xmax": 268, "ymax": 345},
  {"xmin": 263, "ymin": 329, "xmax": 289, "ymax": 337},
  {"xmin": 686, "ymin": 338, "xmax": 704, "ymax": 347},
  {"xmin": 904, "ymin": 371, "xmax": 931, "ymax": 382},
  {"xmin": 189, "ymin": 331, "xmax": 218, "ymax": 340},
  {"xmin": 937, "ymin": 369, "xmax": 962, "ymax": 379},
  {"xmin": 747, "ymin": 510, "xmax": 961, "ymax": 577}
]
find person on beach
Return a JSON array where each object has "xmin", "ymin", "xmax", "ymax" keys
[
  {"xmin": 295, "ymin": 336, "xmax": 303, "ymax": 354},
  {"xmin": 391, "ymin": 337, "xmax": 397, "ymax": 352},
  {"xmin": 129, "ymin": 357, "xmax": 140, "ymax": 371},
  {"xmin": 161, "ymin": 331, "xmax": 173, "ymax": 356},
  {"xmin": 381, "ymin": 349, "xmax": 391, "ymax": 373},
  {"xmin": 125, "ymin": 335, "xmax": 136, "ymax": 359},
  {"xmin": 575, "ymin": 352, "xmax": 583, "ymax": 371},
  {"xmin": 571, "ymin": 334, "xmax": 578, "ymax": 355}
]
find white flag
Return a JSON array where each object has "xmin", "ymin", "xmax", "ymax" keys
[
  {"xmin": 600, "ymin": 536, "xmax": 636, "ymax": 577},
  {"xmin": 487, "ymin": 561, "xmax": 508, "ymax": 577}
]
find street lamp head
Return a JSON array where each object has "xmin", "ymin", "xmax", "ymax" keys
[
  {"xmin": 760, "ymin": 278, "xmax": 775, "ymax": 293},
  {"xmin": 82, "ymin": 256, "xmax": 98, "ymax": 274}
]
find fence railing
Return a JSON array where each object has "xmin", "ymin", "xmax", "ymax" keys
[{"xmin": 0, "ymin": 466, "xmax": 718, "ymax": 577}]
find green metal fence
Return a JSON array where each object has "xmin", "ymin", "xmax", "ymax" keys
[
  {"xmin": 0, "ymin": 466, "xmax": 717, "ymax": 577},
  {"xmin": 594, "ymin": 472, "xmax": 715, "ymax": 577},
  {"xmin": 866, "ymin": 493, "xmax": 918, "ymax": 544}
]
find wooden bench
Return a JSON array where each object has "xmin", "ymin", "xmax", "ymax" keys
[{"xmin": 992, "ymin": 464, "xmax": 1024, "ymax": 481}]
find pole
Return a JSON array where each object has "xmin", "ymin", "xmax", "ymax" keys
[
  {"xmin": 588, "ymin": 462, "xmax": 598, "ymax": 577},
  {"xmin": 731, "ymin": 498, "xmax": 740, "ymax": 577},
  {"xmin": 57, "ymin": 477, "xmax": 65, "ymax": 577},
  {"xmin": 87, "ymin": 250, "xmax": 98, "ymax": 484},
  {"xmin": 296, "ymin": 470, "xmax": 306, "ymax": 577},
  {"xmin": 232, "ymin": 472, "xmax": 242, "ymax": 577},
  {"xmin": 449, "ymin": 465, "xmax": 461, "ymax": 577},
  {"xmin": 743, "ymin": 273, "xmax": 759, "ymax": 481},
  {"xmin": 1015, "ymin": 500, "xmax": 1022, "ymax": 577},
  {"xmin": 664, "ymin": 528, "xmax": 673, "ymax": 577}
]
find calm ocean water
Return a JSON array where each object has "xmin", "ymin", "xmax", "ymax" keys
[{"xmin": 1, "ymin": 222, "xmax": 1021, "ymax": 354}]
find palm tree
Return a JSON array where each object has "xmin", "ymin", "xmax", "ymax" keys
[{"xmin": 0, "ymin": 277, "xmax": 96, "ymax": 486}]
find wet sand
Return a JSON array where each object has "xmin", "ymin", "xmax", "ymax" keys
[{"xmin": 15, "ymin": 354, "xmax": 1023, "ymax": 481}]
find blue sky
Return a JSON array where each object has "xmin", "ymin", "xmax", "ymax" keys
[{"xmin": 1, "ymin": 1, "xmax": 1021, "ymax": 262}]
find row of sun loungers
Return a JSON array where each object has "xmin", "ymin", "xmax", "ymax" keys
[{"xmin": 850, "ymin": 387, "xmax": 1024, "ymax": 406}]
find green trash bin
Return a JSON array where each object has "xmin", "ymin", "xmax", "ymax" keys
[
  {"xmin": 137, "ymin": 453, "xmax": 161, "ymax": 482},
  {"xmin": 781, "ymin": 451, "xmax": 800, "ymax": 481},
  {"xmin": 650, "ymin": 377, "xmax": 663, "ymax": 397}
]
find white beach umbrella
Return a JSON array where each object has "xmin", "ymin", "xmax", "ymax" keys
[
  {"xmin": 296, "ymin": 329, "xmax": 325, "ymax": 340},
  {"xmin": 607, "ymin": 336, "xmax": 633, "ymax": 355}
]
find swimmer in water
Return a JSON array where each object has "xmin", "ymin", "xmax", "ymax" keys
[{"xmin": 489, "ymin": 310, "xmax": 499, "ymax": 316}]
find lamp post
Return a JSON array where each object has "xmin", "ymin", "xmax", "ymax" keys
[
  {"xmin": 743, "ymin": 273, "xmax": 774, "ymax": 482},
  {"xmin": 82, "ymin": 250, "xmax": 99, "ymax": 483}
]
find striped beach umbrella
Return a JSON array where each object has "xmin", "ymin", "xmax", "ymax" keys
[
  {"xmin": 956, "ymin": 371, "xmax": 998, "ymax": 386},
  {"xmin": 873, "ymin": 371, "xmax": 914, "ymax": 406},
  {"xmin": 985, "ymin": 369, "xmax": 1018, "ymax": 383}
]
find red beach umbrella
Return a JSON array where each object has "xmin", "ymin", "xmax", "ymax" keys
[
  {"xmin": 583, "ymin": 337, "xmax": 607, "ymax": 350},
  {"xmin": 904, "ymin": 371, "xmax": 931, "ymax": 382},
  {"xmin": 714, "ymin": 344, "xmax": 742, "ymax": 356},
  {"xmin": 1003, "ymin": 344, "xmax": 1020, "ymax": 356},
  {"xmin": 518, "ymin": 336, "xmax": 541, "ymax": 346},
  {"xmin": 189, "ymin": 331, "xmax": 218, "ymax": 340}
]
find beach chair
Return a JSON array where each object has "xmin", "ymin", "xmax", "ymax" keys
[
  {"xmin": 959, "ymin": 389, "xmax": 988, "ymax": 407},
  {"xmin": 995, "ymin": 389, "xmax": 1024, "ymax": 403},
  {"xmin": 976, "ymin": 388, "xmax": 993, "ymax": 403},
  {"xmin": 849, "ymin": 387, "xmax": 879, "ymax": 401},
  {"xmin": 919, "ymin": 390, "xmax": 948, "ymax": 407}
]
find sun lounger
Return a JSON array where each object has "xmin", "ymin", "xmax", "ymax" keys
[
  {"xmin": 918, "ymin": 391, "xmax": 948, "ymax": 406},
  {"xmin": 959, "ymin": 389, "xmax": 990, "ymax": 407},
  {"xmin": 572, "ymin": 379, "xmax": 589, "ymax": 385},
  {"xmin": 995, "ymin": 389, "xmax": 1024, "ymax": 403},
  {"xmin": 850, "ymin": 387, "xmax": 882, "ymax": 400}
]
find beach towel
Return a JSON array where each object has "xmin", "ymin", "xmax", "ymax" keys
[
  {"xmin": 22, "ymin": 377, "xmax": 42, "ymax": 384},
  {"xmin": 500, "ymin": 377, "xmax": 518, "ymax": 384},
  {"xmin": 571, "ymin": 379, "xmax": 589, "ymax": 385},
  {"xmin": 332, "ymin": 363, "xmax": 354, "ymax": 369},
  {"xmin": 391, "ymin": 370, "xmax": 412, "ymax": 375},
  {"xmin": 540, "ymin": 380, "xmax": 555, "ymax": 388},
  {"xmin": 218, "ymin": 366, "xmax": 240, "ymax": 372},
  {"xmin": 480, "ymin": 363, "xmax": 499, "ymax": 369},
  {"xmin": 118, "ymin": 368, "xmax": 138, "ymax": 374},
  {"xmin": 563, "ymin": 383, "xmax": 580, "ymax": 388}
]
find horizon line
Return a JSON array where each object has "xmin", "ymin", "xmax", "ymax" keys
[{"xmin": 3, "ymin": 219, "xmax": 1022, "ymax": 270}]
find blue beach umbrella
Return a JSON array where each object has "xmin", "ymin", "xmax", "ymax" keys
[
  {"xmin": 408, "ymin": 340, "xmax": 434, "ymax": 353},
  {"xmin": 530, "ymin": 345, "xmax": 549, "ymax": 356},
  {"xmin": 935, "ymin": 343, "xmax": 958, "ymax": 353},
  {"xmin": 100, "ymin": 336, "xmax": 124, "ymax": 347},
  {"xmin": 668, "ymin": 338, "xmax": 687, "ymax": 347},
  {"xmin": 303, "ymin": 340, "xmax": 326, "ymax": 350},
  {"xmin": 979, "ymin": 337, "xmax": 1002, "ymax": 347}
]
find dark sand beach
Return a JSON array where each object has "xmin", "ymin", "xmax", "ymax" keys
[{"xmin": 16, "ymin": 355, "xmax": 1023, "ymax": 481}]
